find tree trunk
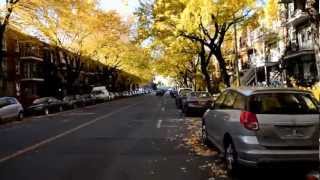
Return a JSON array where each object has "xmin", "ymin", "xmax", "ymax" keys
[
  {"xmin": 0, "ymin": 25, "xmax": 6, "ymax": 84},
  {"xmin": 200, "ymin": 60, "xmax": 212, "ymax": 93},
  {"xmin": 199, "ymin": 45, "xmax": 213, "ymax": 93},
  {"xmin": 214, "ymin": 48, "xmax": 230, "ymax": 87}
]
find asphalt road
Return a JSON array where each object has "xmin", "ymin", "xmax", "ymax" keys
[{"xmin": 0, "ymin": 94, "xmax": 313, "ymax": 180}]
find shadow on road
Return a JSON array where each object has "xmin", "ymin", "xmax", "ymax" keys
[{"xmin": 232, "ymin": 168, "xmax": 310, "ymax": 180}]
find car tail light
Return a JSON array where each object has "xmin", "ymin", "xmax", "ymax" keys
[{"xmin": 240, "ymin": 111, "xmax": 259, "ymax": 131}]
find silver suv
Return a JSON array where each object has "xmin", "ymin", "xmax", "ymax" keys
[{"xmin": 202, "ymin": 88, "xmax": 319, "ymax": 173}]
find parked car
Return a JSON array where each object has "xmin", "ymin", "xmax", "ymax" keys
[
  {"xmin": 202, "ymin": 87, "xmax": 319, "ymax": 174},
  {"xmin": 114, "ymin": 92, "xmax": 121, "ymax": 99},
  {"xmin": 0, "ymin": 97, "xmax": 24, "ymax": 122},
  {"xmin": 175, "ymin": 88, "xmax": 193, "ymax": 109},
  {"xmin": 170, "ymin": 89, "xmax": 178, "ymax": 98},
  {"xmin": 27, "ymin": 97, "xmax": 65, "ymax": 115},
  {"xmin": 80, "ymin": 94, "xmax": 97, "ymax": 106},
  {"xmin": 182, "ymin": 91, "xmax": 212, "ymax": 115},
  {"xmin": 156, "ymin": 89, "xmax": 165, "ymax": 96},
  {"xmin": 91, "ymin": 86, "xmax": 110, "ymax": 102},
  {"xmin": 109, "ymin": 92, "xmax": 115, "ymax": 100},
  {"xmin": 63, "ymin": 95, "xmax": 83, "ymax": 109}
]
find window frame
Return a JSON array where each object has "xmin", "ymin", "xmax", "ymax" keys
[
  {"xmin": 220, "ymin": 91, "xmax": 238, "ymax": 109},
  {"xmin": 214, "ymin": 91, "xmax": 227, "ymax": 109},
  {"xmin": 233, "ymin": 93, "xmax": 246, "ymax": 110}
]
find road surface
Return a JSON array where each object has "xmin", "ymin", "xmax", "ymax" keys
[{"xmin": 0, "ymin": 94, "xmax": 310, "ymax": 180}]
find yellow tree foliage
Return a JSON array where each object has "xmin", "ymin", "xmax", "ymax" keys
[
  {"xmin": 264, "ymin": 0, "xmax": 279, "ymax": 26},
  {"xmin": 11, "ymin": 0, "xmax": 153, "ymax": 83},
  {"xmin": 137, "ymin": 0, "xmax": 259, "ymax": 90}
]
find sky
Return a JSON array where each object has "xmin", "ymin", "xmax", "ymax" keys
[
  {"xmin": 99, "ymin": 0, "xmax": 140, "ymax": 18},
  {"xmin": 0, "ymin": 0, "xmax": 140, "ymax": 18}
]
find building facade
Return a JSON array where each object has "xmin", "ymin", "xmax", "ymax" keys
[
  {"xmin": 0, "ymin": 28, "xmax": 140, "ymax": 106},
  {"xmin": 280, "ymin": 0, "xmax": 319, "ymax": 87},
  {"xmin": 238, "ymin": 0, "xmax": 320, "ymax": 88}
]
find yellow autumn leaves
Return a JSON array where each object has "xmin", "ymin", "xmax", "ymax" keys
[{"xmin": 7, "ymin": 0, "xmax": 153, "ymax": 84}]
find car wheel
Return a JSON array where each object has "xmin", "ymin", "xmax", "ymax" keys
[
  {"xmin": 44, "ymin": 108, "xmax": 49, "ymax": 115},
  {"xmin": 17, "ymin": 112, "xmax": 24, "ymax": 121},
  {"xmin": 224, "ymin": 141, "xmax": 239, "ymax": 176},
  {"xmin": 201, "ymin": 122, "xmax": 211, "ymax": 146}
]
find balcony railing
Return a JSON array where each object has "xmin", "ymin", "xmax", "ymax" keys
[
  {"xmin": 287, "ymin": 9, "xmax": 309, "ymax": 26},
  {"xmin": 19, "ymin": 45, "xmax": 43, "ymax": 61}
]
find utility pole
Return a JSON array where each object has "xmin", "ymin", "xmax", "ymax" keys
[{"xmin": 233, "ymin": 15, "xmax": 241, "ymax": 87}]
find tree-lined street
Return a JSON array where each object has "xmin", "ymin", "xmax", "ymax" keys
[
  {"xmin": 0, "ymin": 0, "xmax": 319, "ymax": 179},
  {"xmin": 0, "ymin": 94, "xmax": 310, "ymax": 180}
]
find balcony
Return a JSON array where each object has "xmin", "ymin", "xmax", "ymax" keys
[
  {"xmin": 19, "ymin": 44, "xmax": 43, "ymax": 62},
  {"xmin": 287, "ymin": 9, "xmax": 309, "ymax": 26},
  {"xmin": 267, "ymin": 49, "xmax": 281, "ymax": 63}
]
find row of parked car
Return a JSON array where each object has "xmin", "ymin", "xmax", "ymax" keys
[
  {"xmin": 171, "ymin": 87, "xmax": 319, "ymax": 176},
  {"xmin": 171, "ymin": 88, "xmax": 217, "ymax": 116},
  {"xmin": 0, "ymin": 87, "xmax": 152, "ymax": 123}
]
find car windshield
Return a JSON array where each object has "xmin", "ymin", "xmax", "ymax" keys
[
  {"xmin": 92, "ymin": 90, "xmax": 103, "ymax": 95},
  {"xmin": 0, "ymin": 98, "xmax": 8, "ymax": 108},
  {"xmin": 190, "ymin": 92, "xmax": 210, "ymax": 97},
  {"xmin": 249, "ymin": 93, "xmax": 318, "ymax": 114},
  {"xmin": 180, "ymin": 90, "xmax": 192, "ymax": 96},
  {"xmin": 33, "ymin": 98, "xmax": 49, "ymax": 104}
]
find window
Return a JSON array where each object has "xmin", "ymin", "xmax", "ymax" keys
[
  {"xmin": 33, "ymin": 97, "xmax": 50, "ymax": 104},
  {"xmin": 15, "ymin": 40, "xmax": 19, "ymax": 52},
  {"xmin": 59, "ymin": 51, "xmax": 66, "ymax": 64},
  {"xmin": 221, "ymin": 91, "xmax": 237, "ymax": 109},
  {"xmin": 249, "ymin": 93, "xmax": 318, "ymax": 114},
  {"xmin": 190, "ymin": 92, "xmax": 210, "ymax": 97},
  {"xmin": 215, "ymin": 92, "xmax": 227, "ymax": 109},
  {"xmin": 7, "ymin": 98, "xmax": 17, "ymax": 105},
  {"xmin": 2, "ymin": 35, "xmax": 6, "ymax": 51},
  {"xmin": 233, "ymin": 94, "xmax": 246, "ymax": 110},
  {"xmin": 16, "ymin": 61, "xmax": 20, "ymax": 75},
  {"xmin": 2, "ymin": 57, "xmax": 7, "ymax": 78},
  {"xmin": 0, "ymin": 98, "xmax": 9, "ymax": 108}
]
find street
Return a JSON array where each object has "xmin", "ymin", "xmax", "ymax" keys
[{"xmin": 0, "ymin": 94, "xmax": 312, "ymax": 180}]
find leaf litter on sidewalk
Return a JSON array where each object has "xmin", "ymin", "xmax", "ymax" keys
[{"xmin": 175, "ymin": 117, "xmax": 228, "ymax": 179}]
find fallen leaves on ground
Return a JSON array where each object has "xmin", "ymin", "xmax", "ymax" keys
[
  {"xmin": 179, "ymin": 117, "xmax": 228, "ymax": 179},
  {"xmin": 181, "ymin": 118, "xmax": 217, "ymax": 157}
]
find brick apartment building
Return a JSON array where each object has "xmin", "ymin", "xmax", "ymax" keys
[{"xmin": 0, "ymin": 27, "xmax": 139, "ymax": 106}]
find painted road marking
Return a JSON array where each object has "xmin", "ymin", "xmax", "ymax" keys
[
  {"xmin": 0, "ymin": 102, "xmax": 141, "ymax": 164},
  {"xmin": 156, "ymin": 119, "xmax": 162, "ymax": 128}
]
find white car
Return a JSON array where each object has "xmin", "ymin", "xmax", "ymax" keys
[
  {"xmin": 109, "ymin": 92, "xmax": 115, "ymax": 100},
  {"xmin": 91, "ymin": 86, "xmax": 110, "ymax": 102},
  {"xmin": 0, "ymin": 97, "xmax": 24, "ymax": 122}
]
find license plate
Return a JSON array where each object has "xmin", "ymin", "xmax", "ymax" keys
[{"xmin": 199, "ymin": 101, "xmax": 207, "ymax": 105}]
